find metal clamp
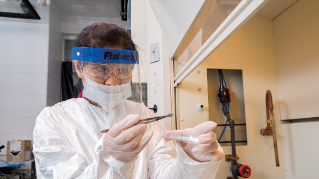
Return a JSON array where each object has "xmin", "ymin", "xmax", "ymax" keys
[{"xmin": 225, "ymin": 154, "xmax": 239, "ymax": 161}]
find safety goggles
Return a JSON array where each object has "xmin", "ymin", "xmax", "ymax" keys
[{"xmin": 83, "ymin": 62, "xmax": 134, "ymax": 80}]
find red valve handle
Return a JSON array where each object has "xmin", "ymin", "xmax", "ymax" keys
[{"xmin": 239, "ymin": 165, "xmax": 251, "ymax": 178}]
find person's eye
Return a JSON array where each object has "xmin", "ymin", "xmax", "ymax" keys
[
  {"xmin": 95, "ymin": 67, "xmax": 107, "ymax": 72},
  {"xmin": 119, "ymin": 68, "xmax": 128, "ymax": 74}
]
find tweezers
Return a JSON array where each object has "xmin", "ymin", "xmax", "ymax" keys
[{"xmin": 100, "ymin": 113, "xmax": 173, "ymax": 133}]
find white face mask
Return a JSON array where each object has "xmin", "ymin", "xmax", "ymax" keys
[{"xmin": 82, "ymin": 76, "xmax": 131, "ymax": 112}]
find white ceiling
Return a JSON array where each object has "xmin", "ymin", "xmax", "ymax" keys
[
  {"xmin": 54, "ymin": 0, "xmax": 121, "ymax": 18},
  {"xmin": 256, "ymin": 0, "xmax": 299, "ymax": 20}
]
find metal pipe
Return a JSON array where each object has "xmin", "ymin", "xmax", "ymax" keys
[
  {"xmin": 232, "ymin": 161, "xmax": 238, "ymax": 179},
  {"xmin": 270, "ymin": 113, "xmax": 280, "ymax": 167},
  {"xmin": 260, "ymin": 90, "xmax": 280, "ymax": 167},
  {"xmin": 229, "ymin": 118, "xmax": 237, "ymax": 158},
  {"xmin": 225, "ymin": 111, "xmax": 237, "ymax": 158}
]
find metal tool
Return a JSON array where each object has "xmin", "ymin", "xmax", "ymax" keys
[{"xmin": 100, "ymin": 113, "xmax": 173, "ymax": 133}]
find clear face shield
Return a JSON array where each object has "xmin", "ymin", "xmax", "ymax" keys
[{"xmin": 72, "ymin": 47, "xmax": 145, "ymax": 124}]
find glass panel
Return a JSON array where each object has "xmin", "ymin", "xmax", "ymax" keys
[
  {"xmin": 0, "ymin": 1, "xmax": 27, "ymax": 14},
  {"xmin": 174, "ymin": 0, "xmax": 242, "ymax": 75},
  {"xmin": 64, "ymin": 39, "xmax": 75, "ymax": 62}
]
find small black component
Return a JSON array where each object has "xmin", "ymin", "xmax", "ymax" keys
[
  {"xmin": 0, "ymin": 145, "xmax": 4, "ymax": 152},
  {"xmin": 121, "ymin": 0, "xmax": 128, "ymax": 21},
  {"xmin": 217, "ymin": 69, "xmax": 231, "ymax": 116},
  {"xmin": 149, "ymin": 104, "xmax": 158, "ymax": 113}
]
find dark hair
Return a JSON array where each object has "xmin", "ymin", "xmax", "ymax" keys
[
  {"xmin": 74, "ymin": 23, "xmax": 136, "ymax": 50},
  {"xmin": 74, "ymin": 23, "xmax": 137, "ymax": 70}
]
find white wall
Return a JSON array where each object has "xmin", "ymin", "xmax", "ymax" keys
[
  {"xmin": 61, "ymin": 15, "xmax": 128, "ymax": 35},
  {"xmin": 273, "ymin": 0, "xmax": 319, "ymax": 120},
  {"xmin": 273, "ymin": 1, "xmax": 319, "ymax": 178},
  {"xmin": 0, "ymin": 1, "xmax": 62, "ymax": 161},
  {"xmin": 146, "ymin": 1, "xmax": 172, "ymax": 130},
  {"xmin": 282, "ymin": 119, "xmax": 319, "ymax": 179},
  {"xmin": 131, "ymin": 0, "xmax": 172, "ymax": 129}
]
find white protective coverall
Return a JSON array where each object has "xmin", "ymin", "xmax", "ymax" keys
[{"xmin": 33, "ymin": 98, "xmax": 222, "ymax": 178}]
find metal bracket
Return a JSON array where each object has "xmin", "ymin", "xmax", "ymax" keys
[{"xmin": 225, "ymin": 154, "xmax": 239, "ymax": 161}]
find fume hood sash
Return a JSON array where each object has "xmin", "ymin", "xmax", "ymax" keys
[{"xmin": 174, "ymin": 0, "xmax": 268, "ymax": 87}]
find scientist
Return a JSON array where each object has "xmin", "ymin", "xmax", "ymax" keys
[{"xmin": 33, "ymin": 23, "xmax": 223, "ymax": 179}]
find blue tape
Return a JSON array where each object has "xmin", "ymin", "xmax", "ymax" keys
[{"xmin": 72, "ymin": 47, "xmax": 139, "ymax": 64}]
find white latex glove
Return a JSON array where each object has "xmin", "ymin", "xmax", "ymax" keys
[
  {"xmin": 165, "ymin": 121, "xmax": 223, "ymax": 162},
  {"xmin": 103, "ymin": 114, "xmax": 153, "ymax": 163}
]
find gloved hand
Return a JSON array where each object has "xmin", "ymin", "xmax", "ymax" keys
[
  {"xmin": 165, "ymin": 121, "xmax": 223, "ymax": 162},
  {"xmin": 103, "ymin": 114, "xmax": 153, "ymax": 163}
]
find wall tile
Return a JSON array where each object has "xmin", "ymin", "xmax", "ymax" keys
[
  {"xmin": 0, "ymin": 65, "xmax": 48, "ymax": 73},
  {"xmin": 0, "ymin": 51, "xmax": 49, "ymax": 66},
  {"xmin": 0, "ymin": 110, "xmax": 30, "ymax": 118},
  {"xmin": 0, "ymin": 118, "xmax": 36, "ymax": 134},
  {"xmin": 0, "ymin": 73, "xmax": 48, "ymax": 88},
  {"xmin": 0, "ymin": 44, "xmax": 48, "ymax": 52},
  {"xmin": 0, "ymin": 109, "xmax": 43, "ymax": 119},
  {"xmin": 0, "ymin": 20, "xmax": 49, "ymax": 31},
  {"xmin": 0, "ymin": 28, "xmax": 49, "ymax": 44},
  {"xmin": 0, "ymin": 95, "xmax": 15, "ymax": 110},
  {"xmin": 0, "ymin": 87, "xmax": 47, "ymax": 95},
  {"xmin": 14, "ymin": 95, "xmax": 47, "ymax": 110},
  {"xmin": 0, "ymin": 133, "xmax": 33, "ymax": 142}
]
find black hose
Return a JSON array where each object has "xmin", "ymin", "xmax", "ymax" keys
[
  {"xmin": 217, "ymin": 69, "xmax": 240, "ymax": 178},
  {"xmin": 218, "ymin": 69, "xmax": 224, "ymax": 90}
]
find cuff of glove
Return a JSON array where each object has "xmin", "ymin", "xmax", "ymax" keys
[
  {"xmin": 175, "ymin": 141, "xmax": 222, "ymax": 178},
  {"xmin": 175, "ymin": 141, "xmax": 223, "ymax": 167},
  {"xmin": 95, "ymin": 134, "xmax": 127, "ymax": 169},
  {"xmin": 175, "ymin": 141, "xmax": 209, "ymax": 165}
]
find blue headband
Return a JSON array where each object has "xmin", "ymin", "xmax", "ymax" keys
[{"xmin": 72, "ymin": 47, "xmax": 139, "ymax": 64}]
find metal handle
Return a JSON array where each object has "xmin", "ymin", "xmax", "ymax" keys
[
  {"xmin": 262, "ymin": 90, "xmax": 280, "ymax": 167},
  {"xmin": 270, "ymin": 113, "xmax": 280, "ymax": 167},
  {"xmin": 265, "ymin": 90, "xmax": 273, "ymax": 130}
]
